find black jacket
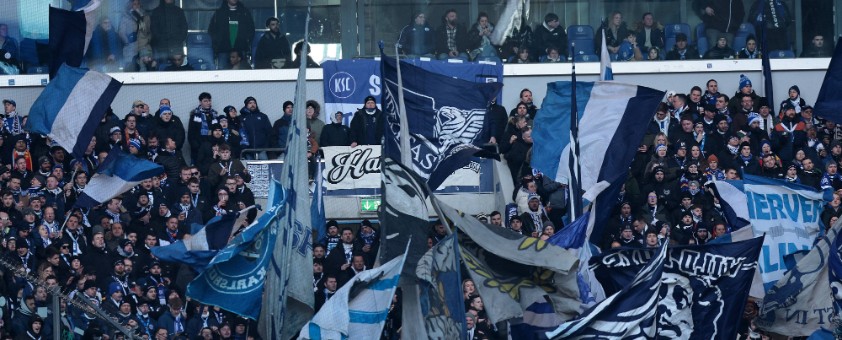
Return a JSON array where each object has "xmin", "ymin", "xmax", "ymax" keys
[
  {"xmin": 254, "ymin": 31, "xmax": 291, "ymax": 69},
  {"xmin": 434, "ymin": 22, "xmax": 470, "ymax": 56},
  {"xmin": 150, "ymin": 0, "xmax": 188, "ymax": 54},
  {"xmin": 207, "ymin": 1, "xmax": 256, "ymax": 54},
  {"xmin": 349, "ymin": 109, "xmax": 384, "ymax": 146},
  {"xmin": 320, "ymin": 123, "xmax": 351, "ymax": 147},
  {"xmin": 533, "ymin": 22, "xmax": 568, "ymax": 57}
]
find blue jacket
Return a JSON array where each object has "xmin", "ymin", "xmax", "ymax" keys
[{"xmin": 240, "ymin": 107, "xmax": 274, "ymax": 149}]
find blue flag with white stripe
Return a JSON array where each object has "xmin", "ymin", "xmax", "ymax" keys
[
  {"xmin": 74, "ymin": 147, "xmax": 162, "ymax": 209},
  {"xmin": 380, "ymin": 54, "xmax": 502, "ymax": 190},
  {"xmin": 187, "ymin": 178, "xmax": 286, "ymax": 319},
  {"xmin": 710, "ymin": 180, "xmax": 752, "ymax": 231},
  {"xmin": 545, "ymin": 236, "xmax": 668, "ymax": 339},
  {"xmin": 151, "ymin": 208, "xmax": 251, "ymax": 271},
  {"xmin": 599, "ymin": 27, "xmax": 613, "ymax": 81},
  {"xmin": 829, "ymin": 222, "xmax": 842, "ymax": 323},
  {"xmin": 48, "ymin": 0, "xmax": 101, "ymax": 79},
  {"xmin": 531, "ymin": 81, "xmax": 664, "ymax": 241},
  {"xmin": 27, "ymin": 64, "xmax": 121, "ymax": 165},
  {"xmin": 547, "ymin": 211, "xmax": 605, "ymax": 309},
  {"xmin": 299, "ymin": 248, "xmax": 407, "ymax": 339}
]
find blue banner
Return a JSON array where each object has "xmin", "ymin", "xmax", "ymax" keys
[{"xmin": 322, "ymin": 59, "xmax": 503, "ymax": 127}]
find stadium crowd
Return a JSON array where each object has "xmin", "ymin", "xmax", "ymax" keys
[{"xmin": 0, "ymin": 0, "xmax": 834, "ymax": 75}]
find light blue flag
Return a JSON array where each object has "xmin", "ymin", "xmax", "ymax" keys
[
  {"xmin": 599, "ymin": 27, "xmax": 613, "ymax": 81},
  {"xmin": 152, "ymin": 208, "xmax": 251, "ymax": 272},
  {"xmin": 186, "ymin": 179, "xmax": 287, "ymax": 319},
  {"xmin": 416, "ymin": 233, "xmax": 466, "ymax": 339},
  {"xmin": 547, "ymin": 211, "xmax": 605, "ymax": 309},
  {"xmin": 74, "ymin": 147, "xmax": 163, "ymax": 209},
  {"xmin": 27, "ymin": 64, "xmax": 122, "ymax": 163}
]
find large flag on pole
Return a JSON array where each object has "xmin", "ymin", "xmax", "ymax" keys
[
  {"xmin": 545, "ymin": 236, "xmax": 668, "ymax": 339},
  {"xmin": 813, "ymin": 37, "xmax": 842, "ymax": 123},
  {"xmin": 27, "ymin": 64, "xmax": 122, "ymax": 164},
  {"xmin": 568, "ymin": 54, "xmax": 583, "ymax": 219},
  {"xmin": 416, "ymin": 233, "xmax": 466, "ymax": 339},
  {"xmin": 311, "ymin": 156, "xmax": 326, "ymax": 243},
  {"xmin": 760, "ymin": 4, "xmax": 774, "ymax": 110},
  {"xmin": 299, "ymin": 249, "xmax": 407, "ymax": 340},
  {"xmin": 73, "ymin": 147, "xmax": 162, "ymax": 209},
  {"xmin": 547, "ymin": 211, "xmax": 605, "ymax": 309},
  {"xmin": 380, "ymin": 53, "xmax": 503, "ymax": 190},
  {"xmin": 48, "ymin": 0, "xmax": 101, "ymax": 79},
  {"xmin": 260, "ymin": 3, "xmax": 315, "ymax": 338},
  {"xmin": 152, "ymin": 208, "xmax": 251, "ymax": 271},
  {"xmin": 589, "ymin": 237, "xmax": 764, "ymax": 339},
  {"xmin": 186, "ymin": 178, "xmax": 287, "ymax": 319},
  {"xmin": 599, "ymin": 24, "xmax": 614, "ymax": 81},
  {"xmin": 757, "ymin": 220, "xmax": 842, "ymax": 336}
]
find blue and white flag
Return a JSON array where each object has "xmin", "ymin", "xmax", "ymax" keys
[
  {"xmin": 757, "ymin": 220, "xmax": 842, "ymax": 336},
  {"xmin": 151, "ymin": 208, "xmax": 251, "ymax": 271},
  {"xmin": 73, "ymin": 147, "xmax": 162, "ymax": 209},
  {"xmin": 599, "ymin": 27, "xmax": 613, "ymax": 81},
  {"xmin": 710, "ymin": 180, "xmax": 752, "ymax": 231},
  {"xmin": 380, "ymin": 54, "xmax": 503, "ymax": 190},
  {"xmin": 299, "ymin": 249, "xmax": 407, "ymax": 340},
  {"xmin": 416, "ymin": 233, "xmax": 466, "ymax": 340},
  {"xmin": 187, "ymin": 178, "xmax": 286, "ymax": 319},
  {"xmin": 311, "ymin": 156, "xmax": 326, "ymax": 243},
  {"xmin": 48, "ymin": 0, "xmax": 101, "ymax": 79},
  {"xmin": 262, "ymin": 6, "xmax": 315, "ymax": 338},
  {"xmin": 545, "ymin": 235, "xmax": 668, "ymax": 339},
  {"xmin": 547, "ymin": 211, "xmax": 605, "ymax": 309},
  {"xmin": 828, "ymin": 222, "xmax": 842, "ymax": 336},
  {"xmin": 27, "ymin": 64, "xmax": 121, "ymax": 163},
  {"xmin": 814, "ymin": 37, "xmax": 842, "ymax": 123},
  {"xmin": 531, "ymin": 81, "xmax": 664, "ymax": 240},
  {"xmin": 588, "ymin": 237, "xmax": 764, "ymax": 339},
  {"xmin": 742, "ymin": 174, "xmax": 833, "ymax": 288}
]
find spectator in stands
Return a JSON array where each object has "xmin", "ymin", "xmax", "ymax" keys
[
  {"xmin": 188, "ymin": 92, "xmax": 218, "ymax": 163},
  {"xmin": 773, "ymin": 104, "xmax": 807, "ymax": 162},
  {"xmin": 500, "ymin": 10, "xmax": 533, "ymax": 62},
  {"xmin": 801, "ymin": 34, "xmax": 834, "ymax": 58},
  {"xmin": 163, "ymin": 53, "xmax": 192, "ymax": 71},
  {"xmin": 314, "ymin": 275, "xmax": 337, "ymax": 312},
  {"xmin": 468, "ymin": 12, "xmax": 499, "ymax": 62},
  {"xmin": 398, "ymin": 12, "xmax": 435, "ymax": 57},
  {"xmin": 597, "ymin": 11, "xmax": 629, "ymax": 60},
  {"xmin": 510, "ymin": 89, "xmax": 538, "ymax": 119},
  {"xmin": 780, "ymin": 85, "xmax": 808, "ymax": 115},
  {"xmin": 239, "ymin": 95, "xmax": 274, "ymax": 159},
  {"xmin": 749, "ymin": 0, "xmax": 792, "ymax": 51},
  {"xmin": 646, "ymin": 46, "xmax": 662, "ymax": 61},
  {"xmin": 729, "ymin": 74, "xmax": 763, "ymax": 115},
  {"xmin": 350, "ymin": 96, "xmax": 383, "ymax": 147},
  {"xmin": 324, "ymin": 227, "xmax": 360, "ymax": 278},
  {"xmin": 227, "ymin": 50, "xmax": 251, "ymax": 70},
  {"xmin": 305, "ymin": 100, "xmax": 326, "ymax": 143},
  {"xmin": 635, "ymin": 12, "xmax": 665, "ymax": 51},
  {"xmin": 617, "ymin": 31, "xmax": 644, "ymax": 61},
  {"xmin": 255, "ymin": 17, "xmax": 291, "ymax": 69},
  {"xmin": 504, "ymin": 127, "xmax": 533, "ymax": 185},
  {"xmin": 150, "ymin": 0, "xmax": 188, "ymax": 60},
  {"xmin": 695, "ymin": 0, "xmax": 745, "ymax": 49},
  {"xmin": 736, "ymin": 35, "xmax": 761, "ymax": 59},
  {"xmin": 508, "ymin": 47, "xmax": 532, "ymax": 63},
  {"xmin": 435, "ymin": 9, "xmax": 470, "ymax": 60},
  {"xmin": 3, "ymin": 98, "xmax": 23, "ymax": 136},
  {"xmin": 88, "ymin": 17, "xmax": 124, "ymax": 72},
  {"xmin": 129, "ymin": 47, "xmax": 159, "ymax": 72},
  {"xmin": 533, "ymin": 13, "xmax": 567, "ymax": 60},
  {"xmin": 273, "ymin": 101, "xmax": 293, "ymax": 151},
  {"xmin": 153, "ymin": 106, "xmax": 185, "ymax": 154},
  {"xmin": 321, "ymin": 111, "xmax": 350, "ymax": 147},
  {"xmin": 665, "ymin": 33, "xmax": 700, "ymax": 60},
  {"xmin": 207, "ymin": 0, "xmax": 255, "ymax": 69},
  {"xmin": 356, "ymin": 220, "xmax": 378, "ymax": 268},
  {"xmin": 542, "ymin": 46, "xmax": 563, "ymax": 63},
  {"xmin": 703, "ymin": 79, "xmax": 720, "ymax": 106},
  {"xmin": 0, "ymin": 24, "xmax": 19, "ymax": 62},
  {"xmin": 703, "ymin": 34, "xmax": 736, "ymax": 59},
  {"xmin": 119, "ymin": 0, "xmax": 152, "ymax": 69},
  {"xmin": 285, "ymin": 41, "xmax": 321, "ymax": 68}
]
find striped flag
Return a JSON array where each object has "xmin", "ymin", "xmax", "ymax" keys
[
  {"xmin": 568, "ymin": 60, "xmax": 583, "ymax": 219},
  {"xmin": 74, "ymin": 147, "xmax": 162, "ymax": 209},
  {"xmin": 48, "ymin": 0, "xmax": 101, "ymax": 79},
  {"xmin": 299, "ymin": 249, "xmax": 407, "ymax": 339},
  {"xmin": 26, "ymin": 64, "xmax": 121, "ymax": 165},
  {"xmin": 152, "ymin": 208, "xmax": 252, "ymax": 271},
  {"xmin": 599, "ymin": 24, "xmax": 613, "ymax": 81}
]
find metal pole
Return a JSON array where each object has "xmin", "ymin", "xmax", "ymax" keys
[{"xmin": 52, "ymin": 292, "xmax": 59, "ymax": 340}]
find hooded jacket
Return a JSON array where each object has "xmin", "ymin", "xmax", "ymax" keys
[
  {"xmin": 207, "ymin": 0, "xmax": 256, "ymax": 54},
  {"xmin": 150, "ymin": 0, "xmax": 188, "ymax": 55}
]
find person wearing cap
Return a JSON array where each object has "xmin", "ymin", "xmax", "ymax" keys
[
  {"xmin": 772, "ymin": 103, "xmax": 807, "ymax": 162},
  {"xmin": 728, "ymin": 74, "xmax": 764, "ymax": 114},
  {"xmin": 356, "ymin": 220, "xmax": 379, "ymax": 268},
  {"xmin": 519, "ymin": 193, "xmax": 547, "ymax": 236},
  {"xmin": 665, "ymin": 32, "xmax": 700, "ymax": 60},
  {"xmin": 693, "ymin": 222, "xmax": 712, "ymax": 245},
  {"xmin": 350, "ymin": 96, "xmax": 384, "ymax": 147},
  {"xmin": 667, "ymin": 141, "xmax": 690, "ymax": 172},
  {"xmin": 397, "ymin": 11, "xmax": 435, "ymax": 57},
  {"xmin": 702, "ymin": 33, "xmax": 735, "ymax": 59},
  {"xmin": 640, "ymin": 190, "xmax": 669, "ymax": 227},
  {"xmin": 153, "ymin": 105, "xmax": 185, "ymax": 154},
  {"xmin": 11, "ymin": 234, "xmax": 35, "ymax": 274},
  {"xmin": 187, "ymin": 92, "xmax": 219, "ymax": 163},
  {"xmin": 320, "ymin": 111, "xmax": 351, "ymax": 147},
  {"xmin": 272, "ymin": 100, "xmax": 295, "ymax": 151},
  {"xmin": 671, "ymin": 210, "xmax": 696, "ymax": 245},
  {"xmin": 611, "ymin": 223, "xmax": 641, "ymax": 249},
  {"xmin": 734, "ymin": 141, "xmax": 760, "ymax": 175},
  {"xmin": 239, "ymin": 96, "xmax": 274, "ymax": 160},
  {"xmin": 703, "ymin": 154, "xmax": 726, "ymax": 182},
  {"xmin": 2, "ymin": 98, "xmax": 24, "ymax": 136},
  {"xmin": 508, "ymin": 215, "xmax": 524, "ymax": 235},
  {"xmin": 781, "ymin": 85, "xmax": 808, "ymax": 115},
  {"xmin": 321, "ymin": 220, "xmax": 341, "ymax": 254},
  {"xmin": 304, "ymin": 99, "xmax": 326, "ymax": 144}
]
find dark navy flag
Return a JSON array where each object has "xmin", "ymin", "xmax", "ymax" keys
[
  {"xmin": 187, "ymin": 179, "xmax": 286, "ymax": 319},
  {"xmin": 545, "ymin": 235, "xmax": 668, "ymax": 339},
  {"xmin": 311, "ymin": 156, "xmax": 326, "ymax": 243},
  {"xmin": 829, "ymin": 223, "xmax": 842, "ymax": 335},
  {"xmin": 152, "ymin": 209, "xmax": 251, "ymax": 271},
  {"xmin": 710, "ymin": 180, "xmax": 752, "ymax": 231},
  {"xmin": 591, "ymin": 237, "xmax": 764, "ymax": 339},
  {"xmin": 27, "ymin": 64, "xmax": 121, "ymax": 165},
  {"xmin": 760, "ymin": 3, "xmax": 775, "ymax": 110},
  {"xmin": 48, "ymin": 0, "xmax": 101, "ymax": 79},
  {"xmin": 416, "ymin": 233, "xmax": 466, "ymax": 340},
  {"xmin": 814, "ymin": 37, "xmax": 842, "ymax": 123},
  {"xmin": 74, "ymin": 147, "xmax": 163, "ymax": 209},
  {"xmin": 380, "ymin": 54, "xmax": 502, "ymax": 190}
]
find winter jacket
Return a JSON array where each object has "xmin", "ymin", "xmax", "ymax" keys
[
  {"xmin": 239, "ymin": 107, "xmax": 274, "ymax": 149},
  {"xmin": 150, "ymin": 0, "xmax": 187, "ymax": 55},
  {"xmin": 349, "ymin": 108, "xmax": 384, "ymax": 146},
  {"xmin": 207, "ymin": 1, "xmax": 256, "ymax": 54}
]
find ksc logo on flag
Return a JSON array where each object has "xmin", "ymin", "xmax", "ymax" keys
[{"xmin": 328, "ymin": 71, "xmax": 356, "ymax": 99}]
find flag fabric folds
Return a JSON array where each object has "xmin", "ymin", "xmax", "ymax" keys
[
  {"xmin": 741, "ymin": 175, "xmax": 832, "ymax": 288},
  {"xmin": 813, "ymin": 37, "xmax": 842, "ymax": 123},
  {"xmin": 261, "ymin": 6, "xmax": 315, "ymax": 337},
  {"xmin": 757, "ymin": 220, "xmax": 842, "ymax": 336},
  {"xmin": 186, "ymin": 178, "xmax": 287, "ymax": 319},
  {"xmin": 380, "ymin": 54, "xmax": 503, "ymax": 190},
  {"xmin": 708, "ymin": 227, "xmax": 767, "ymax": 299},
  {"xmin": 589, "ymin": 237, "xmax": 764, "ymax": 339},
  {"xmin": 432, "ymin": 196, "xmax": 580, "ymax": 323},
  {"xmin": 760, "ymin": 5, "xmax": 774, "ymax": 111},
  {"xmin": 151, "ymin": 209, "xmax": 250, "ymax": 271},
  {"xmin": 710, "ymin": 180, "xmax": 752, "ymax": 231},
  {"xmin": 599, "ymin": 27, "xmax": 613, "ymax": 81},
  {"xmin": 530, "ymin": 81, "xmax": 664, "ymax": 239},
  {"xmin": 74, "ymin": 147, "xmax": 162, "ymax": 209},
  {"xmin": 299, "ymin": 251, "xmax": 407, "ymax": 340},
  {"xmin": 48, "ymin": 0, "xmax": 101, "ymax": 79},
  {"xmin": 828, "ymin": 224, "xmax": 842, "ymax": 334},
  {"xmin": 547, "ymin": 211, "xmax": 605, "ymax": 308},
  {"xmin": 567, "ymin": 62, "xmax": 583, "ymax": 219},
  {"xmin": 416, "ymin": 233, "xmax": 466, "ymax": 340},
  {"xmin": 312, "ymin": 156, "xmax": 327, "ymax": 243},
  {"xmin": 545, "ymin": 236, "xmax": 668, "ymax": 339},
  {"xmin": 27, "ymin": 64, "xmax": 122, "ymax": 163}
]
